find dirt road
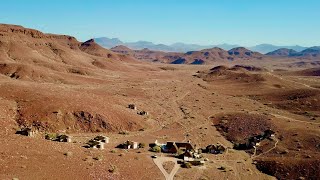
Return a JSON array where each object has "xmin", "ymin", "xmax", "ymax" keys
[{"xmin": 153, "ymin": 156, "xmax": 180, "ymax": 180}]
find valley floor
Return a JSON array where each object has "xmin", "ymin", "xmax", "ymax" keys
[{"xmin": 0, "ymin": 62, "xmax": 319, "ymax": 180}]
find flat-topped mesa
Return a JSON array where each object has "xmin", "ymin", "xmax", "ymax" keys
[
  {"xmin": 0, "ymin": 24, "xmax": 78, "ymax": 42},
  {"xmin": 0, "ymin": 24, "xmax": 82, "ymax": 51},
  {"xmin": 0, "ymin": 24, "xmax": 45, "ymax": 38}
]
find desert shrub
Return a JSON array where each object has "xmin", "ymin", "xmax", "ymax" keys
[
  {"xmin": 45, "ymin": 133, "xmax": 58, "ymax": 140},
  {"xmin": 83, "ymin": 156, "xmax": 92, "ymax": 161},
  {"xmin": 64, "ymin": 151, "xmax": 73, "ymax": 157},
  {"xmin": 177, "ymin": 149, "xmax": 184, "ymax": 156},
  {"xmin": 139, "ymin": 143, "xmax": 145, "ymax": 148},
  {"xmin": 233, "ymin": 143, "xmax": 240, "ymax": 149},
  {"xmin": 182, "ymin": 162, "xmax": 192, "ymax": 168},
  {"xmin": 108, "ymin": 165, "xmax": 117, "ymax": 173},
  {"xmin": 218, "ymin": 166, "xmax": 226, "ymax": 171},
  {"xmin": 118, "ymin": 130, "xmax": 129, "ymax": 135},
  {"xmin": 151, "ymin": 145, "xmax": 161, "ymax": 153},
  {"xmin": 93, "ymin": 154, "xmax": 103, "ymax": 161}
]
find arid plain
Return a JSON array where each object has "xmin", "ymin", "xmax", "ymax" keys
[{"xmin": 0, "ymin": 24, "xmax": 319, "ymax": 180}]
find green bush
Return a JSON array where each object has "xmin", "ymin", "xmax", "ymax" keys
[
  {"xmin": 182, "ymin": 162, "xmax": 192, "ymax": 168},
  {"xmin": 177, "ymin": 149, "xmax": 184, "ymax": 156},
  {"xmin": 45, "ymin": 133, "xmax": 58, "ymax": 140},
  {"xmin": 118, "ymin": 130, "xmax": 129, "ymax": 135},
  {"xmin": 151, "ymin": 145, "xmax": 161, "ymax": 153},
  {"xmin": 93, "ymin": 155, "xmax": 103, "ymax": 161},
  {"xmin": 139, "ymin": 143, "xmax": 145, "ymax": 148},
  {"xmin": 108, "ymin": 165, "xmax": 117, "ymax": 173}
]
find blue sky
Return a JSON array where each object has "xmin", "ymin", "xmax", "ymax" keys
[{"xmin": 0, "ymin": 0, "xmax": 319, "ymax": 46}]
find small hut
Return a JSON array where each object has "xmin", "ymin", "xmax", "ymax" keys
[
  {"xmin": 57, "ymin": 135, "xmax": 72, "ymax": 142},
  {"xmin": 86, "ymin": 139, "xmax": 105, "ymax": 150},
  {"xmin": 16, "ymin": 128, "xmax": 37, "ymax": 137},
  {"xmin": 137, "ymin": 111, "xmax": 148, "ymax": 116},
  {"xmin": 94, "ymin": 135, "xmax": 110, "ymax": 143},
  {"xmin": 204, "ymin": 144, "xmax": 226, "ymax": 154},
  {"xmin": 119, "ymin": 140, "xmax": 139, "ymax": 149},
  {"xmin": 128, "ymin": 104, "xmax": 137, "ymax": 110}
]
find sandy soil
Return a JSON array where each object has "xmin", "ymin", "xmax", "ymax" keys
[{"xmin": 0, "ymin": 24, "xmax": 319, "ymax": 180}]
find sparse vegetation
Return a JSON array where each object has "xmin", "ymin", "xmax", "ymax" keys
[
  {"xmin": 138, "ymin": 143, "xmax": 145, "ymax": 148},
  {"xmin": 163, "ymin": 161, "xmax": 175, "ymax": 173},
  {"xmin": 2, "ymin": 23, "xmax": 320, "ymax": 180},
  {"xmin": 64, "ymin": 151, "xmax": 73, "ymax": 157},
  {"xmin": 177, "ymin": 149, "xmax": 184, "ymax": 156},
  {"xmin": 45, "ymin": 133, "xmax": 58, "ymax": 140},
  {"xmin": 118, "ymin": 130, "xmax": 129, "ymax": 135},
  {"xmin": 83, "ymin": 156, "xmax": 92, "ymax": 162},
  {"xmin": 150, "ymin": 145, "xmax": 161, "ymax": 153},
  {"xmin": 108, "ymin": 164, "xmax": 117, "ymax": 173},
  {"xmin": 159, "ymin": 66, "xmax": 176, "ymax": 71},
  {"xmin": 182, "ymin": 162, "xmax": 192, "ymax": 168},
  {"xmin": 93, "ymin": 154, "xmax": 103, "ymax": 161}
]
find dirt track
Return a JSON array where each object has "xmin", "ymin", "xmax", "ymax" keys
[
  {"xmin": 0, "ymin": 24, "xmax": 319, "ymax": 179},
  {"xmin": 153, "ymin": 156, "xmax": 180, "ymax": 180}
]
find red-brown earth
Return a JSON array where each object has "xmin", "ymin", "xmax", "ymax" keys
[{"xmin": 0, "ymin": 24, "xmax": 319, "ymax": 180}]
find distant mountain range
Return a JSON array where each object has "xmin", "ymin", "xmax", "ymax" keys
[
  {"xmin": 266, "ymin": 47, "xmax": 320, "ymax": 58},
  {"xmin": 94, "ymin": 37, "xmax": 311, "ymax": 54},
  {"xmin": 110, "ymin": 43, "xmax": 320, "ymax": 65},
  {"xmin": 111, "ymin": 45, "xmax": 265, "ymax": 65}
]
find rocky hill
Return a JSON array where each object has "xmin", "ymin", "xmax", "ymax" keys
[
  {"xmin": 266, "ymin": 47, "xmax": 320, "ymax": 59},
  {"xmin": 266, "ymin": 48, "xmax": 297, "ymax": 56},
  {"xmin": 295, "ymin": 46, "xmax": 320, "ymax": 58},
  {"xmin": 0, "ymin": 24, "xmax": 144, "ymax": 133},
  {"xmin": 111, "ymin": 46, "xmax": 265, "ymax": 64}
]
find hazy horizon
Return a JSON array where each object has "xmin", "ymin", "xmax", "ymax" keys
[
  {"xmin": 94, "ymin": 36, "xmax": 316, "ymax": 48},
  {"xmin": 1, "ymin": 0, "xmax": 319, "ymax": 46}
]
